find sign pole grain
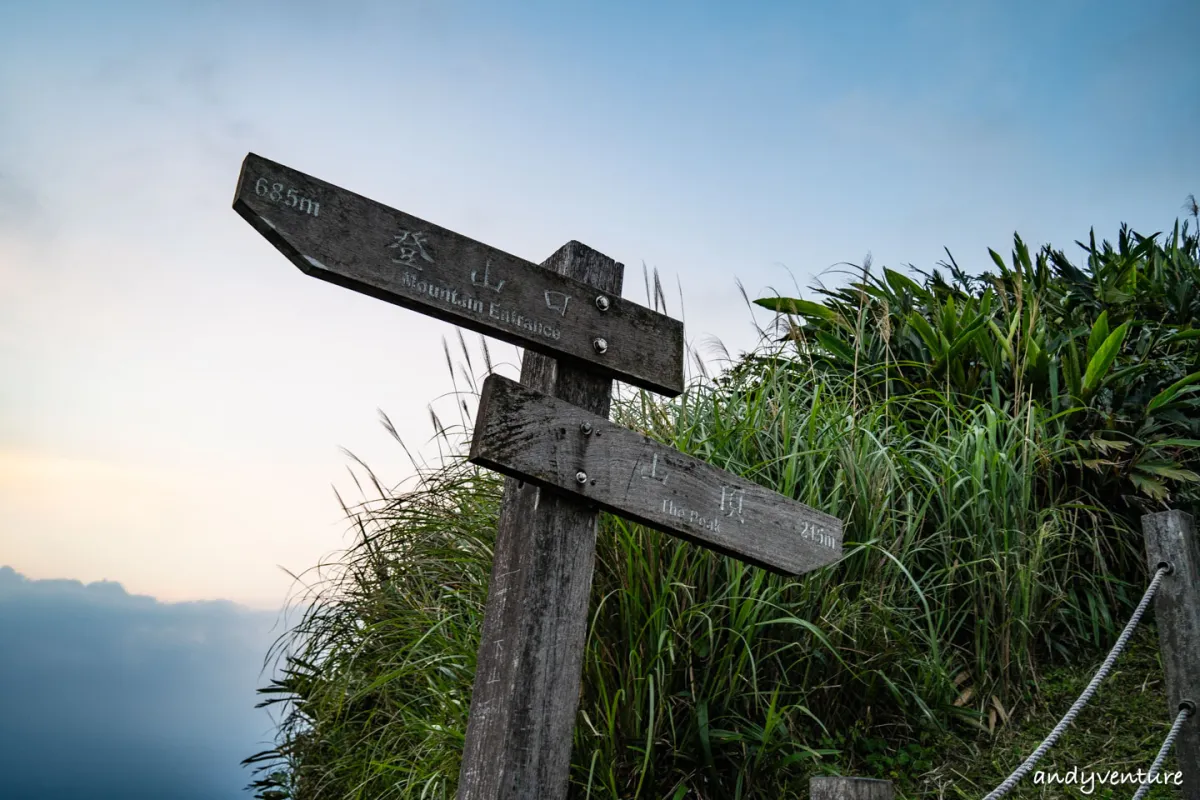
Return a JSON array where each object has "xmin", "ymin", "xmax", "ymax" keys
[{"xmin": 456, "ymin": 241, "xmax": 621, "ymax": 800}]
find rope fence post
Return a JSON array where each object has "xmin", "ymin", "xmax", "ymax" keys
[{"xmin": 1142, "ymin": 510, "xmax": 1200, "ymax": 797}]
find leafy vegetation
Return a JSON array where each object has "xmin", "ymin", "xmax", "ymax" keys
[
  {"xmin": 245, "ymin": 203, "xmax": 1199, "ymax": 798},
  {"xmin": 753, "ymin": 202, "xmax": 1200, "ymax": 513}
]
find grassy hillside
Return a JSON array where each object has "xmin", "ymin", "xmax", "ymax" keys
[{"xmin": 244, "ymin": 207, "xmax": 1198, "ymax": 799}]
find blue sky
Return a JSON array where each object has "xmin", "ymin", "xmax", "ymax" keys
[
  {"xmin": 0, "ymin": 2, "xmax": 1196, "ymax": 791},
  {"xmin": 2, "ymin": 0, "xmax": 1196, "ymax": 612}
]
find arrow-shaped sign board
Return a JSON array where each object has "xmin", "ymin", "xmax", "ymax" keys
[
  {"xmin": 233, "ymin": 153, "xmax": 685, "ymax": 396},
  {"xmin": 470, "ymin": 374, "xmax": 843, "ymax": 575}
]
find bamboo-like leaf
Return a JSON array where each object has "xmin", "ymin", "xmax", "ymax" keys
[
  {"xmin": 988, "ymin": 320, "xmax": 1015, "ymax": 363},
  {"xmin": 941, "ymin": 296, "xmax": 958, "ymax": 340},
  {"xmin": 1147, "ymin": 371, "xmax": 1200, "ymax": 413},
  {"xmin": 1100, "ymin": 364, "xmax": 1149, "ymax": 391},
  {"xmin": 988, "ymin": 248, "xmax": 1008, "ymax": 274},
  {"xmin": 1026, "ymin": 337, "xmax": 1044, "ymax": 373},
  {"xmin": 1081, "ymin": 322, "xmax": 1130, "ymax": 398},
  {"xmin": 1062, "ymin": 343, "xmax": 1082, "ymax": 399},
  {"xmin": 947, "ymin": 315, "xmax": 989, "ymax": 359},
  {"xmin": 1162, "ymin": 328, "xmax": 1200, "ymax": 345},
  {"xmin": 884, "ymin": 267, "xmax": 929, "ymax": 300},
  {"xmin": 815, "ymin": 331, "xmax": 856, "ymax": 364},
  {"xmin": 909, "ymin": 313, "xmax": 943, "ymax": 358},
  {"xmin": 753, "ymin": 296, "xmax": 844, "ymax": 327},
  {"xmin": 1087, "ymin": 311, "xmax": 1110, "ymax": 360}
]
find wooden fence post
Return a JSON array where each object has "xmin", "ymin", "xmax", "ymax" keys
[
  {"xmin": 810, "ymin": 776, "xmax": 895, "ymax": 800},
  {"xmin": 1143, "ymin": 510, "xmax": 1200, "ymax": 797}
]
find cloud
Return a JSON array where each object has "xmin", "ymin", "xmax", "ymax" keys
[{"xmin": 0, "ymin": 566, "xmax": 282, "ymax": 799}]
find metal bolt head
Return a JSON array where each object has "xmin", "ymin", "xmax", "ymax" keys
[
  {"xmin": 580, "ymin": 422, "xmax": 593, "ymax": 435},
  {"xmin": 575, "ymin": 470, "xmax": 588, "ymax": 484},
  {"xmin": 592, "ymin": 337, "xmax": 608, "ymax": 354},
  {"xmin": 595, "ymin": 295, "xmax": 611, "ymax": 312}
]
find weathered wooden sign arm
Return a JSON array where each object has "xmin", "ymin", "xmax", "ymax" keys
[
  {"xmin": 232, "ymin": 153, "xmax": 684, "ymax": 396},
  {"xmin": 470, "ymin": 374, "xmax": 843, "ymax": 576}
]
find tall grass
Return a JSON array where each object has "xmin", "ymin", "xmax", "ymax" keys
[{"xmin": 246, "ymin": 335, "xmax": 1144, "ymax": 798}]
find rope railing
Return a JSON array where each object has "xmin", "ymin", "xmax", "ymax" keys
[
  {"xmin": 1131, "ymin": 703, "xmax": 1195, "ymax": 800},
  {"xmin": 981, "ymin": 565, "xmax": 1171, "ymax": 800}
]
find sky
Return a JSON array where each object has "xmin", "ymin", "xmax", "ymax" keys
[
  {"xmin": 0, "ymin": 1, "xmax": 1196, "ymax": 793},
  {"xmin": 2, "ymin": 0, "xmax": 1197, "ymax": 609}
]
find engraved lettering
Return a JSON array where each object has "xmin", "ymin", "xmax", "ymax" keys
[
  {"xmin": 719, "ymin": 486, "xmax": 745, "ymax": 522},
  {"xmin": 660, "ymin": 498, "xmax": 720, "ymax": 533},
  {"xmin": 797, "ymin": 520, "xmax": 836, "ymax": 549},
  {"xmin": 471, "ymin": 258, "xmax": 505, "ymax": 293},
  {"xmin": 640, "ymin": 453, "xmax": 668, "ymax": 485},
  {"xmin": 389, "ymin": 229, "xmax": 434, "ymax": 269},
  {"xmin": 401, "ymin": 270, "xmax": 484, "ymax": 313},
  {"xmin": 254, "ymin": 176, "xmax": 320, "ymax": 216},
  {"xmin": 544, "ymin": 290, "xmax": 571, "ymax": 317},
  {"xmin": 485, "ymin": 302, "xmax": 561, "ymax": 340},
  {"xmin": 393, "ymin": 266, "xmax": 563, "ymax": 343}
]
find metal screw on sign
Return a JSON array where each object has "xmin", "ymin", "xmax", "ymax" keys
[
  {"xmin": 580, "ymin": 422, "xmax": 593, "ymax": 435},
  {"xmin": 575, "ymin": 471, "xmax": 588, "ymax": 484},
  {"xmin": 593, "ymin": 337, "xmax": 608, "ymax": 354},
  {"xmin": 595, "ymin": 295, "xmax": 610, "ymax": 311}
]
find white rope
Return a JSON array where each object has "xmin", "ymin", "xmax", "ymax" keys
[
  {"xmin": 1131, "ymin": 703, "xmax": 1194, "ymax": 800},
  {"xmin": 982, "ymin": 565, "xmax": 1170, "ymax": 800}
]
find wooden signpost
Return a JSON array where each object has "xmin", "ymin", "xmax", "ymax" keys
[{"xmin": 233, "ymin": 152, "xmax": 844, "ymax": 800}]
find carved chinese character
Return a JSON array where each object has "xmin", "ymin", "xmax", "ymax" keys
[
  {"xmin": 544, "ymin": 291, "xmax": 571, "ymax": 317},
  {"xmin": 719, "ymin": 486, "xmax": 745, "ymax": 522},
  {"xmin": 471, "ymin": 258, "xmax": 505, "ymax": 293},
  {"xmin": 388, "ymin": 229, "xmax": 434, "ymax": 269},
  {"xmin": 640, "ymin": 452, "xmax": 668, "ymax": 485}
]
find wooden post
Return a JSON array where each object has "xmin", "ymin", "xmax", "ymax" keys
[
  {"xmin": 1143, "ymin": 510, "xmax": 1200, "ymax": 797},
  {"xmin": 456, "ymin": 241, "xmax": 621, "ymax": 800},
  {"xmin": 810, "ymin": 776, "xmax": 895, "ymax": 800}
]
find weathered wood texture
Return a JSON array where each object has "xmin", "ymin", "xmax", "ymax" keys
[
  {"xmin": 810, "ymin": 777, "xmax": 895, "ymax": 800},
  {"xmin": 470, "ymin": 374, "xmax": 843, "ymax": 576},
  {"xmin": 1142, "ymin": 510, "xmax": 1200, "ymax": 797},
  {"xmin": 457, "ymin": 242, "xmax": 620, "ymax": 800},
  {"xmin": 232, "ymin": 153, "xmax": 683, "ymax": 395}
]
